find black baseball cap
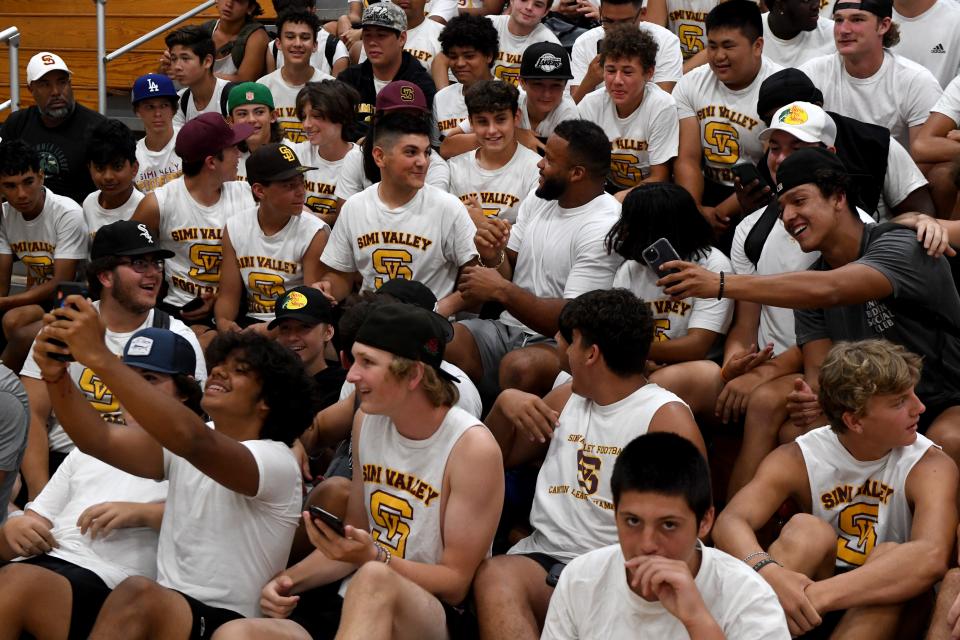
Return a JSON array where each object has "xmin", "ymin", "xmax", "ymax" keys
[
  {"xmin": 355, "ymin": 303, "xmax": 458, "ymax": 382},
  {"xmin": 123, "ymin": 328, "xmax": 197, "ymax": 375},
  {"xmin": 268, "ymin": 286, "xmax": 335, "ymax": 329},
  {"xmin": 757, "ymin": 69, "xmax": 824, "ymax": 123},
  {"xmin": 520, "ymin": 42, "xmax": 573, "ymax": 80},
  {"xmin": 376, "ymin": 279, "xmax": 437, "ymax": 311},
  {"xmin": 91, "ymin": 220, "xmax": 174, "ymax": 260},
  {"xmin": 834, "ymin": 0, "xmax": 892, "ymax": 18},
  {"xmin": 774, "ymin": 147, "xmax": 848, "ymax": 197},
  {"xmin": 246, "ymin": 142, "xmax": 315, "ymax": 185}
]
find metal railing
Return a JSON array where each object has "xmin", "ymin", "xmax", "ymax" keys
[
  {"xmin": 0, "ymin": 26, "xmax": 21, "ymax": 114},
  {"xmin": 96, "ymin": 0, "xmax": 216, "ymax": 114}
]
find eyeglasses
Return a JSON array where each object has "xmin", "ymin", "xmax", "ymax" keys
[{"xmin": 118, "ymin": 257, "xmax": 164, "ymax": 273}]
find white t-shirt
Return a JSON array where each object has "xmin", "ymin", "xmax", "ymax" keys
[
  {"xmin": 425, "ymin": 0, "xmax": 458, "ymax": 20},
  {"xmin": 673, "ymin": 57, "xmax": 783, "ymax": 187},
  {"xmin": 613, "ymin": 247, "xmax": 733, "ymax": 339},
  {"xmin": 577, "ymin": 84, "xmax": 679, "ymax": 189},
  {"xmin": 666, "ymin": 0, "xmax": 722, "ymax": 59},
  {"xmin": 257, "ymin": 67, "xmax": 334, "ymax": 144},
  {"xmin": 489, "ymin": 15, "xmax": 561, "ymax": 85},
  {"xmin": 931, "ymin": 72, "xmax": 960, "ymax": 124},
  {"xmin": 0, "ymin": 188, "xmax": 88, "ymax": 284},
  {"xmin": 447, "ymin": 145, "xmax": 541, "ymax": 223},
  {"xmin": 226, "ymin": 205, "xmax": 328, "ymax": 320},
  {"xmin": 571, "ymin": 24, "xmax": 684, "ymax": 91},
  {"xmin": 20, "ymin": 303, "xmax": 207, "ymax": 453},
  {"xmin": 135, "ymin": 132, "xmax": 182, "ymax": 193},
  {"xmin": 21, "ymin": 448, "xmax": 168, "ymax": 588},
  {"xmin": 434, "ymin": 83, "xmax": 468, "ymax": 139},
  {"xmin": 82, "ymin": 189, "xmax": 145, "ymax": 238},
  {"xmin": 502, "ymin": 192, "xmax": 623, "ymax": 333},
  {"xmin": 157, "ymin": 433, "xmax": 302, "ymax": 618},
  {"xmin": 290, "ymin": 140, "xmax": 355, "ymax": 218},
  {"xmin": 875, "ymin": 137, "xmax": 929, "ymax": 221},
  {"xmin": 518, "ymin": 90, "xmax": 580, "ymax": 139},
  {"xmin": 339, "ymin": 360, "xmax": 482, "ymax": 418},
  {"xmin": 510, "ymin": 384, "xmax": 685, "ymax": 561},
  {"xmin": 172, "ymin": 77, "xmax": 231, "ymax": 128},
  {"xmin": 893, "ymin": 0, "xmax": 960, "ymax": 88},
  {"xmin": 359, "ymin": 19, "xmax": 444, "ymax": 72},
  {"xmin": 761, "ymin": 14, "xmax": 836, "ymax": 68},
  {"xmin": 334, "ymin": 145, "xmax": 450, "ymax": 199},
  {"xmin": 799, "ymin": 51, "xmax": 943, "ymax": 148},
  {"xmin": 321, "ymin": 183, "xmax": 478, "ymax": 298},
  {"xmin": 273, "ymin": 30, "xmax": 349, "ymax": 76},
  {"xmin": 730, "ymin": 207, "xmax": 875, "ymax": 354},
  {"xmin": 542, "ymin": 543, "xmax": 790, "ymax": 640},
  {"xmin": 153, "ymin": 177, "xmax": 254, "ymax": 307}
]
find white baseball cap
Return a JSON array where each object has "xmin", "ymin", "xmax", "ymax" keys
[
  {"xmin": 759, "ymin": 101, "xmax": 837, "ymax": 147},
  {"xmin": 26, "ymin": 52, "xmax": 72, "ymax": 84}
]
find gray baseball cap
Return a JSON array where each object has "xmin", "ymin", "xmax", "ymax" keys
[{"xmin": 362, "ymin": 2, "xmax": 407, "ymax": 32}]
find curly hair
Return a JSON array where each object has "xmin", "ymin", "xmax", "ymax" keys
[
  {"xmin": 205, "ymin": 332, "xmax": 316, "ymax": 445},
  {"xmin": 0, "ymin": 140, "xmax": 41, "ymax": 176},
  {"xmin": 599, "ymin": 23, "xmax": 659, "ymax": 70},
  {"xmin": 465, "ymin": 80, "xmax": 519, "ymax": 116},
  {"xmin": 558, "ymin": 289, "xmax": 654, "ymax": 376},
  {"xmin": 553, "ymin": 119, "xmax": 611, "ymax": 181},
  {"xmin": 606, "ymin": 183, "xmax": 713, "ymax": 263},
  {"xmin": 86, "ymin": 118, "xmax": 138, "ymax": 166},
  {"xmin": 438, "ymin": 14, "xmax": 499, "ymax": 64},
  {"xmin": 818, "ymin": 340, "xmax": 922, "ymax": 433}
]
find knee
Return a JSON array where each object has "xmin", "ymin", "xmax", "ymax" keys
[
  {"xmin": 346, "ymin": 561, "xmax": 398, "ymax": 601},
  {"xmin": 778, "ymin": 513, "xmax": 836, "ymax": 557},
  {"xmin": 210, "ymin": 619, "xmax": 258, "ymax": 640},
  {"xmin": 105, "ymin": 576, "xmax": 161, "ymax": 610},
  {"xmin": 306, "ymin": 477, "xmax": 351, "ymax": 517},
  {"xmin": 746, "ymin": 379, "xmax": 790, "ymax": 419},
  {"xmin": 499, "ymin": 349, "xmax": 556, "ymax": 393}
]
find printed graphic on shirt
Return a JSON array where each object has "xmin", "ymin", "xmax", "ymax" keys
[
  {"xmin": 695, "ymin": 104, "xmax": 761, "ymax": 184},
  {"xmin": 820, "ymin": 480, "xmax": 894, "ymax": 566},
  {"xmin": 363, "ymin": 463, "xmax": 441, "ymax": 558},
  {"xmin": 546, "ymin": 432, "xmax": 621, "ymax": 511},
  {"xmin": 355, "ymin": 230, "xmax": 435, "ymax": 288},
  {"xmin": 78, "ymin": 366, "xmax": 125, "ymax": 424}
]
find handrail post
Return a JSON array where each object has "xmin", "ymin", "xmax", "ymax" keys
[
  {"xmin": 96, "ymin": 0, "xmax": 107, "ymax": 114},
  {"xmin": 0, "ymin": 27, "xmax": 19, "ymax": 113}
]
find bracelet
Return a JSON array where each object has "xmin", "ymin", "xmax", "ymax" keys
[
  {"xmin": 753, "ymin": 557, "xmax": 781, "ymax": 572},
  {"xmin": 478, "ymin": 251, "xmax": 505, "ymax": 269},
  {"xmin": 743, "ymin": 551, "xmax": 769, "ymax": 564},
  {"xmin": 717, "ymin": 271, "xmax": 725, "ymax": 300},
  {"xmin": 373, "ymin": 541, "xmax": 392, "ymax": 566}
]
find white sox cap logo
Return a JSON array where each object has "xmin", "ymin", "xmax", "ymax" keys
[{"xmin": 137, "ymin": 223, "xmax": 154, "ymax": 244}]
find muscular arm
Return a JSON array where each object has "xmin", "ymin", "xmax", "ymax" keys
[
  {"xmin": 891, "ymin": 185, "xmax": 936, "ymax": 217},
  {"xmin": 495, "ymin": 286, "xmax": 567, "ymax": 338},
  {"xmin": 911, "ymin": 113, "xmax": 960, "ymax": 164},
  {"xmin": 674, "ymin": 117, "xmax": 705, "ymax": 206},
  {"xmin": 808, "ymin": 449, "xmax": 958, "ymax": 612},
  {"xmin": 130, "ymin": 192, "xmax": 161, "ymax": 236},
  {"xmin": 217, "ymin": 29, "xmax": 269, "ymax": 82}
]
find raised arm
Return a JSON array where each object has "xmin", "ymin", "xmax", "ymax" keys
[{"xmin": 214, "ymin": 228, "xmax": 243, "ymax": 333}]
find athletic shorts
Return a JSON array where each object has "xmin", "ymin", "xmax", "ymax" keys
[
  {"xmin": 172, "ymin": 589, "xmax": 244, "ymax": 639},
  {"xmin": 18, "ymin": 554, "xmax": 111, "ymax": 640},
  {"xmin": 457, "ymin": 318, "xmax": 555, "ymax": 395}
]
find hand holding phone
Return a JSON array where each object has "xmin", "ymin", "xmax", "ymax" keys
[
  {"xmin": 309, "ymin": 506, "xmax": 345, "ymax": 537},
  {"xmin": 48, "ymin": 282, "xmax": 90, "ymax": 362},
  {"xmin": 642, "ymin": 238, "xmax": 682, "ymax": 276}
]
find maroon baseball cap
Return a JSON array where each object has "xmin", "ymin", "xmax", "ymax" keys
[
  {"xmin": 175, "ymin": 112, "xmax": 255, "ymax": 163},
  {"xmin": 376, "ymin": 81, "xmax": 428, "ymax": 114}
]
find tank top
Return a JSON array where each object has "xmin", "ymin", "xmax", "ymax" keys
[
  {"xmin": 510, "ymin": 383, "xmax": 687, "ymax": 562},
  {"xmin": 797, "ymin": 426, "xmax": 933, "ymax": 569}
]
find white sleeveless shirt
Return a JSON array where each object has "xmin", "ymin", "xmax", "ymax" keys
[
  {"xmin": 154, "ymin": 178, "xmax": 253, "ymax": 306},
  {"xmin": 510, "ymin": 384, "xmax": 687, "ymax": 562},
  {"xmin": 797, "ymin": 426, "xmax": 933, "ymax": 569}
]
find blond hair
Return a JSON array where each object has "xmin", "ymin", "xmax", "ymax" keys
[
  {"xmin": 818, "ymin": 339, "xmax": 921, "ymax": 433},
  {"xmin": 389, "ymin": 356, "xmax": 459, "ymax": 408}
]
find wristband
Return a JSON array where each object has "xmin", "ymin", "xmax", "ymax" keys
[
  {"xmin": 717, "ymin": 271, "xmax": 725, "ymax": 300},
  {"xmin": 478, "ymin": 251, "xmax": 505, "ymax": 269},
  {"xmin": 753, "ymin": 557, "xmax": 781, "ymax": 572}
]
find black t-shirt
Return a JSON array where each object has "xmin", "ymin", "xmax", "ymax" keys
[
  {"xmin": 795, "ymin": 225, "xmax": 960, "ymax": 406},
  {"xmin": 313, "ymin": 365, "xmax": 347, "ymax": 412},
  {"xmin": 0, "ymin": 104, "xmax": 106, "ymax": 205}
]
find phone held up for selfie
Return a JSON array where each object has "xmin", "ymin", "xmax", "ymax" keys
[
  {"xmin": 48, "ymin": 282, "xmax": 90, "ymax": 362},
  {"xmin": 642, "ymin": 238, "xmax": 681, "ymax": 276}
]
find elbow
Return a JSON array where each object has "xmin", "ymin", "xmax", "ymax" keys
[
  {"xmin": 440, "ymin": 576, "xmax": 473, "ymax": 607},
  {"xmin": 711, "ymin": 511, "xmax": 738, "ymax": 552},
  {"xmin": 920, "ymin": 543, "xmax": 951, "ymax": 584}
]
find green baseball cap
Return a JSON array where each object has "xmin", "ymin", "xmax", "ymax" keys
[{"xmin": 228, "ymin": 82, "xmax": 275, "ymax": 114}]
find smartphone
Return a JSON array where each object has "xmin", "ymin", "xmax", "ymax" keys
[
  {"xmin": 309, "ymin": 506, "xmax": 345, "ymax": 536},
  {"xmin": 546, "ymin": 562, "xmax": 567, "ymax": 587},
  {"xmin": 48, "ymin": 282, "xmax": 90, "ymax": 362},
  {"xmin": 642, "ymin": 238, "xmax": 681, "ymax": 276},
  {"xmin": 731, "ymin": 162, "xmax": 766, "ymax": 188},
  {"xmin": 596, "ymin": 38, "xmax": 605, "ymax": 54},
  {"xmin": 180, "ymin": 296, "xmax": 205, "ymax": 314}
]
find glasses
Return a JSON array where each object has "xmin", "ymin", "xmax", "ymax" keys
[{"xmin": 118, "ymin": 257, "xmax": 164, "ymax": 273}]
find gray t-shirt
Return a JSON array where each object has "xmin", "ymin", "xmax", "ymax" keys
[
  {"xmin": 795, "ymin": 225, "xmax": 960, "ymax": 407},
  {"xmin": 0, "ymin": 364, "xmax": 29, "ymax": 524}
]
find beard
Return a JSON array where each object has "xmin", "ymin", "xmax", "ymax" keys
[
  {"xmin": 39, "ymin": 101, "xmax": 74, "ymax": 120},
  {"xmin": 111, "ymin": 277, "xmax": 156, "ymax": 315},
  {"xmin": 535, "ymin": 174, "xmax": 566, "ymax": 201}
]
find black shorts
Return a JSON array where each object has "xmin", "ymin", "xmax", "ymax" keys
[
  {"xmin": 516, "ymin": 551, "xmax": 563, "ymax": 575},
  {"xmin": 172, "ymin": 590, "xmax": 244, "ymax": 639},
  {"xmin": 19, "ymin": 554, "xmax": 111, "ymax": 640}
]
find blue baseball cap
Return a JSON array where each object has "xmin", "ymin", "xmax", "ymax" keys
[
  {"xmin": 131, "ymin": 73, "xmax": 178, "ymax": 105},
  {"xmin": 123, "ymin": 328, "xmax": 197, "ymax": 376}
]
